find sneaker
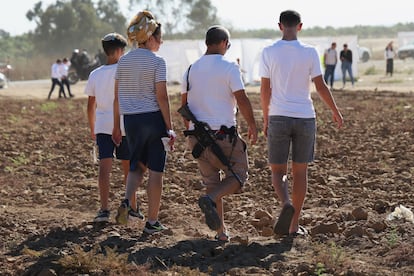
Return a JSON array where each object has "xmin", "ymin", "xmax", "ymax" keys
[
  {"xmin": 128, "ymin": 206, "xmax": 145, "ymax": 221},
  {"xmin": 143, "ymin": 221, "xmax": 167, "ymax": 234},
  {"xmin": 198, "ymin": 195, "xmax": 221, "ymax": 230},
  {"xmin": 115, "ymin": 199, "xmax": 129, "ymax": 225},
  {"xmin": 94, "ymin": 209, "xmax": 110, "ymax": 223}
]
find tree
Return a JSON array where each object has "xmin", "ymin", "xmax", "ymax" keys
[
  {"xmin": 26, "ymin": 0, "xmax": 127, "ymax": 56},
  {"xmin": 186, "ymin": 0, "xmax": 218, "ymax": 37},
  {"xmin": 128, "ymin": 0, "xmax": 219, "ymax": 37}
]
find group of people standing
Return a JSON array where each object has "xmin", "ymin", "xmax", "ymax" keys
[
  {"xmin": 85, "ymin": 9, "xmax": 343, "ymax": 240},
  {"xmin": 47, "ymin": 57, "xmax": 74, "ymax": 100},
  {"xmin": 323, "ymin": 42, "xmax": 355, "ymax": 89}
]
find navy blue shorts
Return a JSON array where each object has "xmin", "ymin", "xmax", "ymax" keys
[
  {"xmin": 267, "ymin": 116, "xmax": 316, "ymax": 164},
  {"xmin": 124, "ymin": 111, "xmax": 167, "ymax": 172},
  {"xmin": 96, "ymin": 134, "xmax": 129, "ymax": 160}
]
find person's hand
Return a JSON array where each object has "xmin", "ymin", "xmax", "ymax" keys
[
  {"xmin": 112, "ymin": 127, "xmax": 122, "ymax": 147},
  {"xmin": 167, "ymin": 129, "xmax": 176, "ymax": 151},
  {"xmin": 263, "ymin": 120, "xmax": 268, "ymax": 138},
  {"xmin": 333, "ymin": 112, "xmax": 343, "ymax": 129},
  {"xmin": 248, "ymin": 124, "xmax": 258, "ymax": 145}
]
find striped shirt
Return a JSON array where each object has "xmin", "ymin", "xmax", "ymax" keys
[{"xmin": 116, "ymin": 48, "xmax": 167, "ymax": 115}]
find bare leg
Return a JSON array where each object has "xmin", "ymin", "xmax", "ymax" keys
[
  {"xmin": 121, "ymin": 160, "xmax": 137, "ymax": 210},
  {"xmin": 147, "ymin": 170, "xmax": 163, "ymax": 222},
  {"xmin": 270, "ymin": 163, "xmax": 290, "ymax": 206},
  {"xmin": 208, "ymin": 176, "xmax": 240, "ymax": 236},
  {"xmin": 289, "ymin": 162, "xmax": 308, "ymax": 233},
  {"xmin": 98, "ymin": 158, "xmax": 112, "ymax": 210},
  {"xmin": 125, "ymin": 166, "xmax": 144, "ymax": 204}
]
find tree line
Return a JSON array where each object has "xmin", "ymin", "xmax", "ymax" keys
[{"xmin": 1, "ymin": 0, "xmax": 413, "ymax": 80}]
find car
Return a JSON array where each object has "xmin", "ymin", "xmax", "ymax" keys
[
  {"xmin": 0, "ymin": 72, "xmax": 6, "ymax": 88},
  {"xmin": 357, "ymin": 46, "xmax": 371, "ymax": 62},
  {"xmin": 397, "ymin": 44, "xmax": 414, "ymax": 60}
]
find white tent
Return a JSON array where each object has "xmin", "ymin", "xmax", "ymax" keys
[
  {"xmin": 398, "ymin": 32, "xmax": 414, "ymax": 47},
  {"xmin": 158, "ymin": 36, "xmax": 358, "ymax": 84}
]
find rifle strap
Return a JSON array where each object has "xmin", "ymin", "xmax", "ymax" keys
[{"xmin": 186, "ymin": 64, "xmax": 192, "ymax": 92}]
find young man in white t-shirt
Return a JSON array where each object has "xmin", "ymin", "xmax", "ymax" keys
[
  {"xmin": 85, "ymin": 33, "xmax": 142, "ymax": 223},
  {"xmin": 259, "ymin": 10, "xmax": 343, "ymax": 236},
  {"xmin": 323, "ymin": 42, "xmax": 337, "ymax": 89},
  {"xmin": 181, "ymin": 26, "xmax": 257, "ymax": 242}
]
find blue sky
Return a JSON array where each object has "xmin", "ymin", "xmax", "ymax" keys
[{"xmin": 1, "ymin": 0, "xmax": 413, "ymax": 36}]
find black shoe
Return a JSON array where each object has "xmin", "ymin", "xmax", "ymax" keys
[
  {"xmin": 94, "ymin": 209, "xmax": 110, "ymax": 223},
  {"xmin": 128, "ymin": 206, "xmax": 145, "ymax": 221},
  {"xmin": 198, "ymin": 195, "xmax": 221, "ymax": 230},
  {"xmin": 143, "ymin": 221, "xmax": 167, "ymax": 234}
]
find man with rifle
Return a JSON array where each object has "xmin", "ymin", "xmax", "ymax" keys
[{"xmin": 180, "ymin": 25, "xmax": 257, "ymax": 242}]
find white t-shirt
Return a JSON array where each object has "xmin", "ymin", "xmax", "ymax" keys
[
  {"xmin": 259, "ymin": 39, "xmax": 322, "ymax": 118},
  {"xmin": 181, "ymin": 54, "xmax": 244, "ymax": 130},
  {"xmin": 84, "ymin": 64, "xmax": 125, "ymax": 135},
  {"xmin": 324, "ymin": 48, "xmax": 337, "ymax": 65},
  {"xmin": 51, "ymin": 63, "xmax": 61, "ymax": 79}
]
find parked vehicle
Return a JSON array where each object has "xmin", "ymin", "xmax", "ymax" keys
[
  {"xmin": 357, "ymin": 46, "xmax": 371, "ymax": 62},
  {"xmin": 0, "ymin": 72, "xmax": 6, "ymax": 88},
  {"xmin": 397, "ymin": 44, "xmax": 414, "ymax": 60},
  {"xmin": 68, "ymin": 49, "xmax": 101, "ymax": 84}
]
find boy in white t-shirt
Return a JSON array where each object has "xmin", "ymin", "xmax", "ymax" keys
[
  {"xmin": 259, "ymin": 10, "xmax": 343, "ymax": 236},
  {"xmin": 85, "ymin": 33, "xmax": 143, "ymax": 223}
]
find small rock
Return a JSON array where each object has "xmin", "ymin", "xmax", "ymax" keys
[
  {"xmin": 352, "ymin": 207, "xmax": 368, "ymax": 220},
  {"xmin": 369, "ymin": 220, "xmax": 387, "ymax": 233},
  {"xmin": 254, "ymin": 209, "xmax": 273, "ymax": 220},
  {"xmin": 311, "ymin": 223, "xmax": 340, "ymax": 235},
  {"xmin": 344, "ymin": 225, "xmax": 364, "ymax": 237}
]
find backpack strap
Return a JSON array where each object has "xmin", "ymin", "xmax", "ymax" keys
[{"xmin": 186, "ymin": 64, "xmax": 192, "ymax": 92}]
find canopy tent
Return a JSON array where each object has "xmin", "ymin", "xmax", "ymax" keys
[{"xmin": 157, "ymin": 36, "xmax": 358, "ymax": 85}]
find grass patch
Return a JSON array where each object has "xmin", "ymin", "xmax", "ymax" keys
[
  {"xmin": 57, "ymin": 244, "xmax": 146, "ymax": 275},
  {"xmin": 313, "ymin": 241, "xmax": 347, "ymax": 274},
  {"xmin": 364, "ymin": 65, "xmax": 378, "ymax": 75},
  {"xmin": 40, "ymin": 102, "xmax": 58, "ymax": 112}
]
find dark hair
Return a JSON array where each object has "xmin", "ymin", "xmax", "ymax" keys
[
  {"xmin": 279, "ymin": 10, "xmax": 301, "ymax": 27},
  {"xmin": 150, "ymin": 23, "xmax": 162, "ymax": 41},
  {"xmin": 205, "ymin": 25, "xmax": 230, "ymax": 46},
  {"xmin": 101, "ymin": 33, "xmax": 127, "ymax": 55}
]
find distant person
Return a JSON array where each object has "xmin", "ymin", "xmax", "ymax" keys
[
  {"xmin": 85, "ymin": 32, "xmax": 143, "ymax": 223},
  {"xmin": 181, "ymin": 26, "xmax": 257, "ymax": 242},
  {"xmin": 385, "ymin": 41, "xmax": 395, "ymax": 77},
  {"xmin": 47, "ymin": 59, "xmax": 66, "ymax": 100},
  {"xmin": 323, "ymin": 42, "xmax": 337, "ymax": 89},
  {"xmin": 113, "ymin": 11, "xmax": 176, "ymax": 234},
  {"xmin": 236, "ymin": 57, "xmax": 247, "ymax": 84},
  {"xmin": 60, "ymin": 57, "xmax": 74, "ymax": 98},
  {"xmin": 259, "ymin": 10, "xmax": 343, "ymax": 236},
  {"xmin": 340, "ymin": 43, "xmax": 354, "ymax": 88}
]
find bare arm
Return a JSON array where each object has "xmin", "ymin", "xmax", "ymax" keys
[
  {"xmin": 112, "ymin": 79, "xmax": 122, "ymax": 145},
  {"xmin": 155, "ymin": 81, "xmax": 172, "ymax": 131},
  {"xmin": 181, "ymin": 93, "xmax": 190, "ymax": 130},
  {"xmin": 87, "ymin": 96, "xmax": 96, "ymax": 140},
  {"xmin": 260, "ymin": 77, "xmax": 271, "ymax": 136},
  {"xmin": 313, "ymin": 75, "xmax": 343, "ymax": 129},
  {"xmin": 234, "ymin": 89, "xmax": 258, "ymax": 145}
]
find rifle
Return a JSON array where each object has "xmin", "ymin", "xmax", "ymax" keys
[{"xmin": 178, "ymin": 103, "xmax": 243, "ymax": 185}]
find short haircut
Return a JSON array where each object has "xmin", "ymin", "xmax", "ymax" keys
[
  {"xmin": 205, "ymin": 25, "xmax": 230, "ymax": 46},
  {"xmin": 101, "ymin": 33, "xmax": 127, "ymax": 56},
  {"xmin": 279, "ymin": 10, "xmax": 301, "ymax": 27}
]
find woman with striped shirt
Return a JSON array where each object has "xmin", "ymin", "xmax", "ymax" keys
[{"xmin": 112, "ymin": 11, "xmax": 175, "ymax": 234}]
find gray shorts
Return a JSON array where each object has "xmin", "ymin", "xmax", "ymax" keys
[{"xmin": 267, "ymin": 116, "xmax": 316, "ymax": 164}]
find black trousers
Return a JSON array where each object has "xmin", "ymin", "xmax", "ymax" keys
[{"xmin": 48, "ymin": 78, "xmax": 66, "ymax": 99}]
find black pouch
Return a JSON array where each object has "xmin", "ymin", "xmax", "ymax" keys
[{"xmin": 192, "ymin": 142, "xmax": 205, "ymax": 158}]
